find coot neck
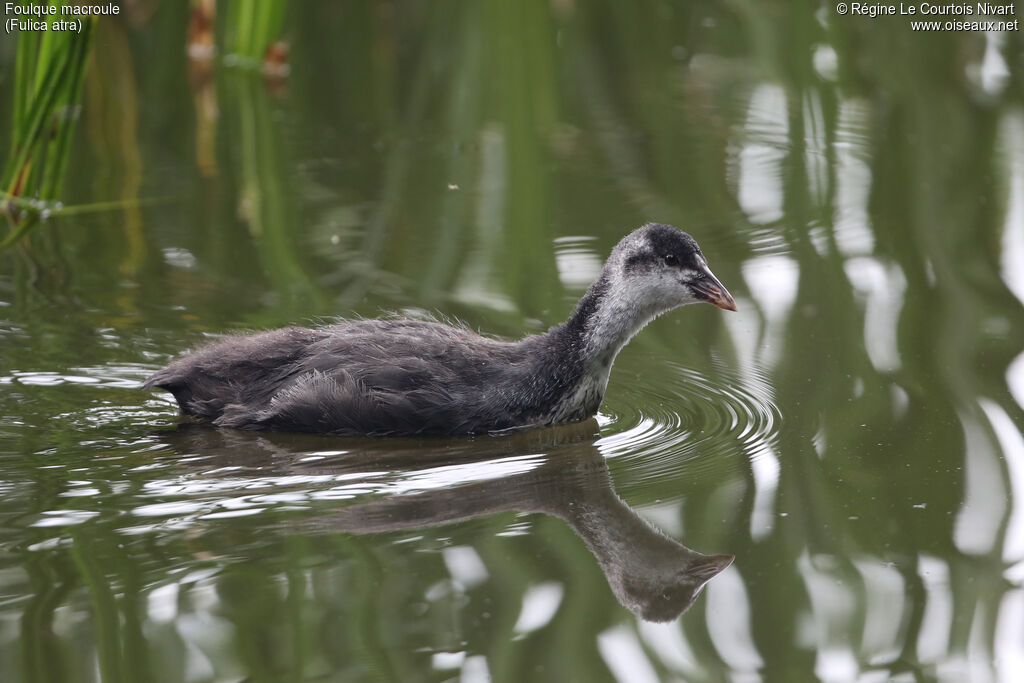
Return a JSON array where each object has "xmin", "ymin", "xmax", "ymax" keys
[
  {"xmin": 557, "ymin": 271, "xmax": 664, "ymax": 371},
  {"xmin": 531, "ymin": 271, "xmax": 666, "ymax": 423}
]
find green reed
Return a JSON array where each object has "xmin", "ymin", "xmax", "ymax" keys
[
  {"xmin": 221, "ymin": 0, "xmax": 287, "ymax": 65},
  {"xmin": 0, "ymin": 2, "xmax": 96, "ymax": 250}
]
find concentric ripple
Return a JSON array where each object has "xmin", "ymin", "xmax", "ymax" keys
[{"xmin": 596, "ymin": 359, "xmax": 782, "ymax": 476}]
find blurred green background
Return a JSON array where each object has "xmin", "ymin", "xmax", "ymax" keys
[{"xmin": 1, "ymin": 1, "xmax": 1023, "ymax": 681}]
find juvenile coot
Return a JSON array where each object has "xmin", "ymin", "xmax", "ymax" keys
[{"xmin": 144, "ymin": 223, "xmax": 737, "ymax": 436}]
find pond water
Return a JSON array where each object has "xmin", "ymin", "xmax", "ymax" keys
[{"xmin": 2, "ymin": 3, "xmax": 1023, "ymax": 682}]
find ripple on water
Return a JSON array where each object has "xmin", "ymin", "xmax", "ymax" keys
[
  {"xmin": 127, "ymin": 453, "xmax": 550, "ymax": 524},
  {"xmin": 0, "ymin": 363, "xmax": 176, "ymax": 435},
  {"xmin": 744, "ymin": 226, "xmax": 792, "ymax": 256},
  {"xmin": 597, "ymin": 360, "xmax": 782, "ymax": 477},
  {"xmin": 1, "ymin": 363, "xmax": 153, "ymax": 388},
  {"xmin": 6, "ymin": 358, "xmax": 780, "ymax": 541}
]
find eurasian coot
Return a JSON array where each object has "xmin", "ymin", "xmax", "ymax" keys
[{"xmin": 144, "ymin": 223, "xmax": 736, "ymax": 436}]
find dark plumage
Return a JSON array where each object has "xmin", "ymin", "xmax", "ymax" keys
[{"xmin": 144, "ymin": 223, "xmax": 737, "ymax": 436}]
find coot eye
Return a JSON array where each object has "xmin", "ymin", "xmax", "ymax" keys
[{"xmin": 664, "ymin": 254, "xmax": 677, "ymax": 266}]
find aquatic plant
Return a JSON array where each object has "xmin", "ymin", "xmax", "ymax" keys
[
  {"xmin": 220, "ymin": 0, "xmax": 288, "ymax": 73},
  {"xmin": 0, "ymin": 2, "xmax": 96, "ymax": 250}
]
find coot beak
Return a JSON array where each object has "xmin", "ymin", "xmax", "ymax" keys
[{"xmin": 690, "ymin": 266, "xmax": 737, "ymax": 311}]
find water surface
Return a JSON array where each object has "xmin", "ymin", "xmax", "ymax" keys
[{"xmin": 1, "ymin": 3, "xmax": 1023, "ymax": 682}]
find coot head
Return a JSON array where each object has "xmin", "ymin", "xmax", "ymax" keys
[{"xmin": 608, "ymin": 223, "xmax": 737, "ymax": 312}]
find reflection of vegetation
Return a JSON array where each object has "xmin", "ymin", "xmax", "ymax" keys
[
  {"xmin": 182, "ymin": 0, "xmax": 325, "ymax": 319},
  {"xmin": 1, "ymin": 5, "xmax": 95, "ymax": 250},
  {"xmin": 1, "ymin": 2, "xmax": 1023, "ymax": 682},
  {"xmin": 19, "ymin": 553, "xmax": 74, "ymax": 682},
  {"xmin": 8, "ymin": 426, "xmax": 730, "ymax": 681},
  {"xmin": 220, "ymin": 70, "xmax": 328, "ymax": 316},
  {"xmin": 85, "ymin": 19, "xmax": 144, "ymax": 279},
  {"xmin": 221, "ymin": 0, "xmax": 287, "ymax": 67}
]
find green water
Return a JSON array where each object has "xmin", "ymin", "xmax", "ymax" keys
[{"xmin": 2, "ymin": 2, "xmax": 1023, "ymax": 681}]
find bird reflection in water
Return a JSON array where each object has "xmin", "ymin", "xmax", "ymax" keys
[{"xmin": 160, "ymin": 420, "xmax": 734, "ymax": 622}]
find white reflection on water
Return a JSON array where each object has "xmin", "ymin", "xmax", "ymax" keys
[
  {"xmin": 432, "ymin": 650, "xmax": 465, "ymax": 670},
  {"xmin": 968, "ymin": 31, "xmax": 1011, "ymax": 97},
  {"xmin": 706, "ymin": 566, "xmax": 763, "ymax": 673},
  {"xmin": 979, "ymin": 399, "xmax": 1024, "ymax": 562},
  {"xmin": 804, "ymin": 90, "xmax": 829, "ymax": 208},
  {"xmin": 554, "ymin": 235, "xmax": 602, "ymax": 291},
  {"xmin": 637, "ymin": 500, "xmax": 683, "ymax": 538},
  {"xmin": 999, "ymin": 110, "xmax": 1024, "ymax": 306},
  {"xmin": 853, "ymin": 558, "xmax": 904, "ymax": 662},
  {"xmin": 123, "ymin": 455, "xmax": 548, "ymax": 532},
  {"xmin": 734, "ymin": 83, "xmax": 788, "ymax": 225},
  {"xmin": 812, "ymin": 44, "xmax": 839, "ymax": 82},
  {"xmin": 3, "ymin": 369, "xmax": 142, "ymax": 387},
  {"xmin": 597, "ymin": 624, "xmax": 661, "ymax": 683},
  {"xmin": 799, "ymin": 552, "xmax": 858, "ymax": 680},
  {"xmin": 384, "ymin": 456, "xmax": 543, "ymax": 495},
  {"xmin": 844, "ymin": 257, "xmax": 907, "ymax": 373},
  {"xmin": 200, "ymin": 507, "xmax": 265, "ymax": 520},
  {"xmin": 1010, "ymin": 353, "xmax": 1024, "ymax": 415},
  {"xmin": 460, "ymin": 655, "xmax": 490, "ymax": 683},
  {"xmin": 443, "ymin": 546, "xmax": 488, "ymax": 589},
  {"xmin": 638, "ymin": 620, "xmax": 703, "ymax": 679},
  {"xmin": 740, "ymin": 253, "xmax": 799, "ymax": 371},
  {"xmin": 917, "ymin": 555, "xmax": 953, "ymax": 665},
  {"xmin": 954, "ymin": 409, "xmax": 1008, "ymax": 556},
  {"xmin": 748, "ymin": 444, "xmax": 779, "ymax": 541},
  {"xmin": 176, "ymin": 610, "xmax": 237, "ymax": 682},
  {"xmin": 834, "ymin": 98, "xmax": 875, "ymax": 257},
  {"xmin": 716, "ymin": 271, "xmax": 786, "ymax": 536},
  {"xmin": 512, "ymin": 581, "xmax": 563, "ymax": 635},
  {"xmin": 147, "ymin": 582, "xmax": 179, "ymax": 623},
  {"xmin": 5, "ymin": 364, "xmax": 150, "ymax": 387},
  {"xmin": 161, "ymin": 246, "xmax": 198, "ymax": 270},
  {"xmin": 996, "ymin": 589, "xmax": 1024, "ymax": 681},
  {"xmin": 29, "ymin": 510, "xmax": 100, "ymax": 527}
]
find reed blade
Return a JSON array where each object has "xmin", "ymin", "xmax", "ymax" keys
[{"xmin": 1, "ymin": 4, "xmax": 96, "ymax": 249}]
